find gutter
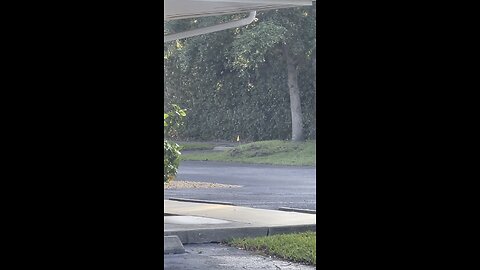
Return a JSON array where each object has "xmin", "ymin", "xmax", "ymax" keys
[{"xmin": 164, "ymin": 11, "xmax": 256, "ymax": 43}]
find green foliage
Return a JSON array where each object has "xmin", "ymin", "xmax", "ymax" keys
[
  {"xmin": 228, "ymin": 21, "xmax": 287, "ymax": 72},
  {"xmin": 164, "ymin": 104, "xmax": 186, "ymax": 182},
  {"xmin": 164, "ymin": 7, "xmax": 316, "ymax": 141},
  {"xmin": 164, "ymin": 104, "xmax": 187, "ymax": 139},
  {"xmin": 164, "ymin": 140, "xmax": 181, "ymax": 183}
]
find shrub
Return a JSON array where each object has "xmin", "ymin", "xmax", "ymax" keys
[
  {"xmin": 164, "ymin": 140, "xmax": 181, "ymax": 183},
  {"xmin": 164, "ymin": 104, "xmax": 186, "ymax": 182}
]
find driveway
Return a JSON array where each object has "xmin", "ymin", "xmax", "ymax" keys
[{"xmin": 164, "ymin": 161, "xmax": 316, "ymax": 210}]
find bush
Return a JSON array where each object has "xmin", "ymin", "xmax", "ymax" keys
[
  {"xmin": 164, "ymin": 104, "xmax": 186, "ymax": 182},
  {"xmin": 164, "ymin": 140, "xmax": 181, "ymax": 183}
]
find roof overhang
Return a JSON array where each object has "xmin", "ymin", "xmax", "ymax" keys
[{"xmin": 164, "ymin": 0, "xmax": 313, "ymax": 21}]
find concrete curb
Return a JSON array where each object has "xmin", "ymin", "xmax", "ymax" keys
[
  {"xmin": 164, "ymin": 224, "xmax": 316, "ymax": 244},
  {"xmin": 278, "ymin": 207, "xmax": 316, "ymax": 214},
  {"xmin": 164, "ymin": 235, "xmax": 185, "ymax": 254},
  {"xmin": 165, "ymin": 226, "xmax": 268, "ymax": 244},
  {"xmin": 268, "ymin": 224, "xmax": 316, "ymax": 235},
  {"xmin": 169, "ymin": 197, "xmax": 234, "ymax": 206}
]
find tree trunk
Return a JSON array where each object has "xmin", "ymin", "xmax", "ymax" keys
[
  {"xmin": 311, "ymin": 48, "xmax": 316, "ymax": 139},
  {"xmin": 283, "ymin": 44, "xmax": 304, "ymax": 142}
]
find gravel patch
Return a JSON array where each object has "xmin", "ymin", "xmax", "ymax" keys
[{"xmin": 164, "ymin": 180, "xmax": 241, "ymax": 189}]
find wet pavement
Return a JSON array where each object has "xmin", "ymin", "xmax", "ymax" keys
[
  {"xmin": 164, "ymin": 243, "xmax": 316, "ymax": 270},
  {"xmin": 164, "ymin": 161, "xmax": 316, "ymax": 210}
]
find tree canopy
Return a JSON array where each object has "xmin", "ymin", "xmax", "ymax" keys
[{"xmin": 164, "ymin": 5, "xmax": 316, "ymax": 141}]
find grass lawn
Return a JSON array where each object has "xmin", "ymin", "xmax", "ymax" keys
[
  {"xmin": 180, "ymin": 140, "xmax": 315, "ymax": 166},
  {"xmin": 227, "ymin": 232, "xmax": 316, "ymax": 266},
  {"xmin": 176, "ymin": 142, "xmax": 215, "ymax": 151}
]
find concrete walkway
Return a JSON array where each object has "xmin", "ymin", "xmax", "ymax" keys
[{"xmin": 164, "ymin": 200, "xmax": 316, "ymax": 244}]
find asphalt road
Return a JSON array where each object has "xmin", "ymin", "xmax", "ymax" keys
[{"xmin": 164, "ymin": 161, "xmax": 316, "ymax": 210}]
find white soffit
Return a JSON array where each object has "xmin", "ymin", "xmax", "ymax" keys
[{"xmin": 164, "ymin": 0, "xmax": 313, "ymax": 21}]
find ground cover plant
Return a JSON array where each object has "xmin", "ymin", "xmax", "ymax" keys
[
  {"xmin": 227, "ymin": 232, "xmax": 316, "ymax": 266},
  {"xmin": 176, "ymin": 142, "xmax": 215, "ymax": 151},
  {"xmin": 181, "ymin": 140, "xmax": 315, "ymax": 166}
]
